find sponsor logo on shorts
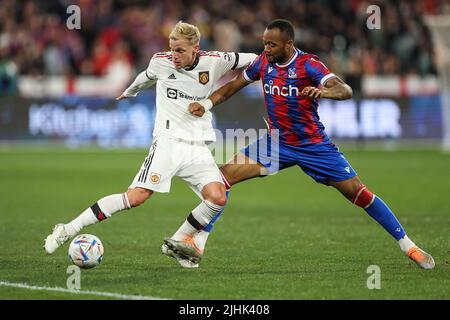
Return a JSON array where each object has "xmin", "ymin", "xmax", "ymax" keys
[{"xmin": 150, "ymin": 172, "xmax": 161, "ymax": 184}]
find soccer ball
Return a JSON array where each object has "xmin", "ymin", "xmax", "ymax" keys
[{"xmin": 68, "ymin": 234, "xmax": 104, "ymax": 269}]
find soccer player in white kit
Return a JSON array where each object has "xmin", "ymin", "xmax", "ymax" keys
[{"xmin": 43, "ymin": 21, "xmax": 257, "ymax": 268}]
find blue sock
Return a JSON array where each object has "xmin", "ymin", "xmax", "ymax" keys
[
  {"xmin": 365, "ymin": 196, "xmax": 406, "ymax": 241},
  {"xmin": 203, "ymin": 190, "xmax": 229, "ymax": 232}
]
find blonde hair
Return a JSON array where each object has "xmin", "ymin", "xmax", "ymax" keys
[{"xmin": 169, "ymin": 21, "xmax": 201, "ymax": 46}]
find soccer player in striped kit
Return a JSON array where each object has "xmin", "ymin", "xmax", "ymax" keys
[
  {"xmin": 43, "ymin": 21, "xmax": 257, "ymax": 268},
  {"xmin": 182, "ymin": 19, "xmax": 435, "ymax": 269}
]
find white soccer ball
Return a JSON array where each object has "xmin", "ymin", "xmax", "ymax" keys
[{"xmin": 68, "ymin": 234, "xmax": 104, "ymax": 269}]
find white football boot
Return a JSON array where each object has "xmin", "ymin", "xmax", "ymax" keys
[
  {"xmin": 161, "ymin": 238, "xmax": 203, "ymax": 268},
  {"xmin": 161, "ymin": 242, "xmax": 199, "ymax": 268},
  {"xmin": 43, "ymin": 224, "xmax": 71, "ymax": 254},
  {"xmin": 406, "ymin": 246, "xmax": 435, "ymax": 269}
]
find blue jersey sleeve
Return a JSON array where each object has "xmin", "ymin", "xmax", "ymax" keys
[
  {"xmin": 243, "ymin": 54, "xmax": 264, "ymax": 82},
  {"xmin": 304, "ymin": 55, "xmax": 335, "ymax": 86}
]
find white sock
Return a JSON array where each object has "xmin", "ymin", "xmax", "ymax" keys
[
  {"xmin": 65, "ymin": 193, "xmax": 131, "ymax": 236},
  {"xmin": 172, "ymin": 221, "xmax": 198, "ymax": 242},
  {"xmin": 398, "ymin": 235, "xmax": 416, "ymax": 253},
  {"xmin": 194, "ymin": 230, "xmax": 210, "ymax": 251},
  {"xmin": 172, "ymin": 200, "xmax": 223, "ymax": 241}
]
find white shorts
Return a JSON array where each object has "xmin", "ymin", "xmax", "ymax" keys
[{"xmin": 129, "ymin": 134, "xmax": 223, "ymax": 196}]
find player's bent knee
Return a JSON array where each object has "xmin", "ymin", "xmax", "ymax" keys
[
  {"xmin": 126, "ymin": 188, "xmax": 153, "ymax": 207},
  {"xmin": 204, "ymin": 191, "xmax": 227, "ymax": 207},
  {"xmin": 202, "ymin": 182, "xmax": 227, "ymax": 206},
  {"xmin": 352, "ymin": 184, "xmax": 375, "ymax": 209},
  {"xmin": 203, "ymin": 189, "xmax": 227, "ymax": 207},
  {"xmin": 212, "ymin": 194, "xmax": 227, "ymax": 207}
]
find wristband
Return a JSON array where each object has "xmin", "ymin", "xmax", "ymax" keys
[{"xmin": 201, "ymin": 99, "xmax": 214, "ymax": 111}]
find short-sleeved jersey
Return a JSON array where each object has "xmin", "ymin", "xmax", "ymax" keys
[
  {"xmin": 142, "ymin": 51, "xmax": 257, "ymax": 141},
  {"xmin": 243, "ymin": 48, "xmax": 336, "ymax": 146}
]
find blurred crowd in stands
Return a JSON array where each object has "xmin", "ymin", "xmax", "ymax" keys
[{"xmin": 1, "ymin": 0, "xmax": 449, "ymax": 94}]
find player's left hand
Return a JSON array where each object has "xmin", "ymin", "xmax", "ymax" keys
[
  {"xmin": 189, "ymin": 102, "xmax": 206, "ymax": 117},
  {"xmin": 301, "ymin": 86, "xmax": 323, "ymax": 99}
]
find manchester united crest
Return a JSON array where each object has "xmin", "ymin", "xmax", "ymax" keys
[
  {"xmin": 198, "ymin": 71, "xmax": 209, "ymax": 85},
  {"xmin": 150, "ymin": 172, "xmax": 161, "ymax": 184}
]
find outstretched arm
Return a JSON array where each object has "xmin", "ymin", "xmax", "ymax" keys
[
  {"xmin": 211, "ymin": 74, "xmax": 250, "ymax": 106},
  {"xmin": 301, "ymin": 77, "xmax": 352, "ymax": 100},
  {"xmin": 189, "ymin": 74, "xmax": 250, "ymax": 117},
  {"xmin": 116, "ymin": 71, "xmax": 157, "ymax": 100}
]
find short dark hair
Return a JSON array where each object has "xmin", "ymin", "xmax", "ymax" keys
[{"xmin": 266, "ymin": 19, "xmax": 295, "ymax": 41}]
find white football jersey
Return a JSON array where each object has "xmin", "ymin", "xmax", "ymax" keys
[{"xmin": 123, "ymin": 51, "xmax": 257, "ymax": 141}]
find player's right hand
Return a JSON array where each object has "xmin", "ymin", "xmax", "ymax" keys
[
  {"xmin": 115, "ymin": 94, "xmax": 127, "ymax": 100},
  {"xmin": 189, "ymin": 102, "xmax": 206, "ymax": 117}
]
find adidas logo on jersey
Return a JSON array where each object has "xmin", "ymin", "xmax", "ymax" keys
[{"xmin": 168, "ymin": 73, "xmax": 176, "ymax": 79}]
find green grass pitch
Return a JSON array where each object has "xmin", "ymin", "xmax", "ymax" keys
[{"xmin": 1, "ymin": 147, "xmax": 449, "ymax": 299}]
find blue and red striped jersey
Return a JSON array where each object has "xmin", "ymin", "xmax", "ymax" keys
[{"xmin": 243, "ymin": 48, "xmax": 336, "ymax": 146}]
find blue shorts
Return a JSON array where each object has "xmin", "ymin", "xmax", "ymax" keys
[{"xmin": 242, "ymin": 134, "xmax": 357, "ymax": 185}]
